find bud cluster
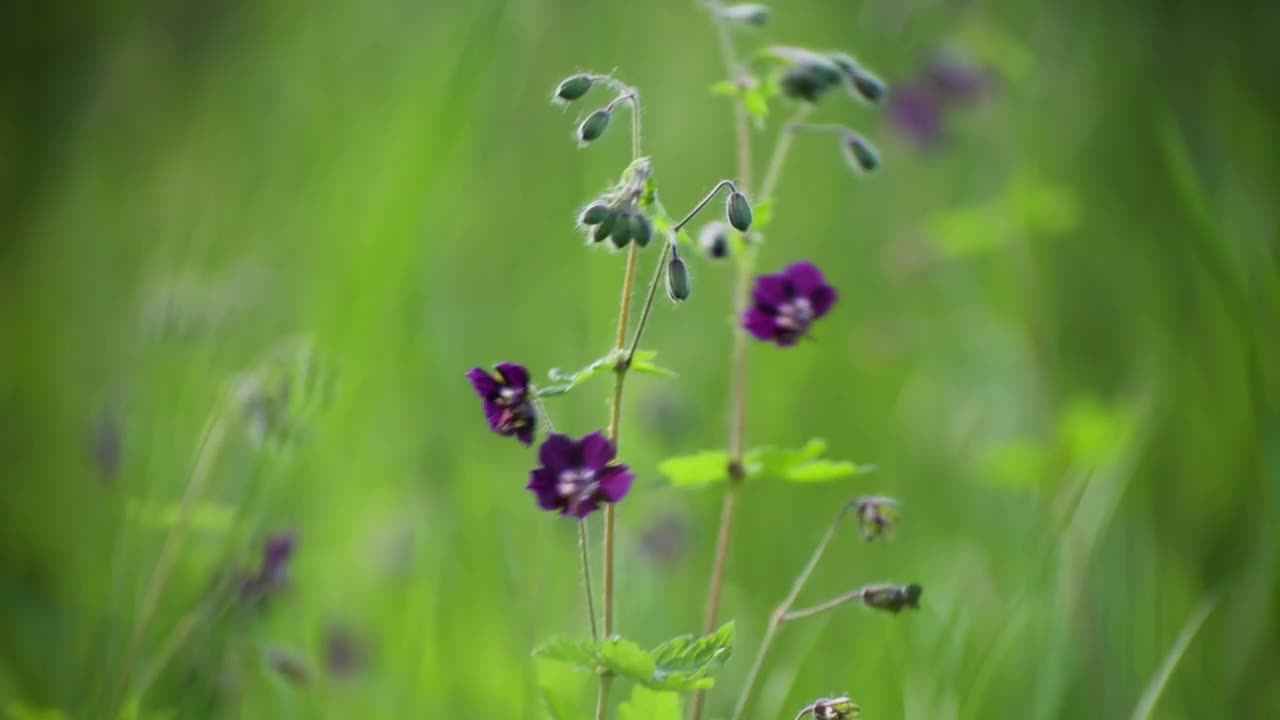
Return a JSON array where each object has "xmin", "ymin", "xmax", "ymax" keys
[
  {"xmin": 577, "ymin": 159, "xmax": 655, "ymax": 250},
  {"xmin": 770, "ymin": 47, "xmax": 886, "ymax": 105}
]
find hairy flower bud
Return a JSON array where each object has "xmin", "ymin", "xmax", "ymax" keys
[
  {"xmin": 610, "ymin": 211, "xmax": 634, "ymax": 248},
  {"xmin": 579, "ymin": 202, "xmax": 612, "ymax": 226},
  {"xmin": 861, "ymin": 582, "xmax": 922, "ymax": 613},
  {"xmin": 630, "ymin": 212, "xmax": 653, "ymax": 248},
  {"xmin": 726, "ymin": 191, "xmax": 753, "ymax": 232},
  {"xmin": 578, "ymin": 109, "xmax": 611, "ymax": 145},
  {"xmin": 698, "ymin": 221, "xmax": 731, "ymax": 260},
  {"xmin": 593, "ymin": 209, "xmax": 617, "ymax": 243},
  {"xmin": 812, "ymin": 696, "xmax": 861, "ymax": 720},
  {"xmin": 841, "ymin": 133, "xmax": 880, "ymax": 172},
  {"xmin": 854, "ymin": 496, "xmax": 898, "ymax": 541},
  {"xmin": 780, "ymin": 65, "xmax": 830, "ymax": 103},
  {"xmin": 850, "ymin": 68, "xmax": 886, "ymax": 104},
  {"xmin": 717, "ymin": 3, "xmax": 770, "ymax": 26},
  {"xmin": 666, "ymin": 251, "xmax": 691, "ymax": 302},
  {"xmin": 554, "ymin": 74, "xmax": 594, "ymax": 103}
]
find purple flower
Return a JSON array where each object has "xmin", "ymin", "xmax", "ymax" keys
[
  {"xmin": 240, "ymin": 530, "xmax": 296, "ymax": 603},
  {"xmin": 889, "ymin": 83, "xmax": 944, "ymax": 147},
  {"xmin": 466, "ymin": 363, "xmax": 536, "ymax": 446},
  {"xmin": 743, "ymin": 262, "xmax": 838, "ymax": 347},
  {"xmin": 527, "ymin": 432, "xmax": 633, "ymax": 518}
]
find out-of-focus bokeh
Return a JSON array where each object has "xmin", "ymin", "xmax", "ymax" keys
[{"xmin": 3, "ymin": 0, "xmax": 1278, "ymax": 717}]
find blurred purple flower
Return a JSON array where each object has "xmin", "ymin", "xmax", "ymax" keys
[
  {"xmin": 889, "ymin": 84, "xmax": 944, "ymax": 146},
  {"xmin": 326, "ymin": 624, "xmax": 366, "ymax": 678},
  {"xmin": 466, "ymin": 363, "xmax": 536, "ymax": 446},
  {"xmin": 924, "ymin": 50, "xmax": 990, "ymax": 104},
  {"xmin": 240, "ymin": 531, "xmax": 296, "ymax": 603},
  {"xmin": 527, "ymin": 432, "xmax": 633, "ymax": 519},
  {"xmin": 743, "ymin": 262, "xmax": 838, "ymax": 347},
  {"xmin": 890, "ymin": 49, "xmax": 992, "ymax": 147}
]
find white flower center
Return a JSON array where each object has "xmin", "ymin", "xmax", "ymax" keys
[
  {"xmin": 775, "ymin": 297, "xmax": 814, "ymax": 329},
  {"xmin": 498, "ymin": 386, "xmax": 521, "ymax": 405},
  {"xmin": 557, "ymin": 467, "xmax": 597, "ymax": 498}
]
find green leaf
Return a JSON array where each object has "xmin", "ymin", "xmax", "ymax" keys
[
  {"xmin": 630, "ymin": 350, "xmax": 677, "ymax": 379},
  {"xmin": 600, "ymin": 637, "xmax": 657, "ymax": 683},
  {"xmin": 532, "ymin": 637, "xmax": 600, "ymax": 672},
  {"xmin": 782, "ymin": 459, "xmax": 873, "ymax": 482},
  {"xmin": 658, "ymin": 451, "xmax": 731, "ymax": 488},
  {"xmin": 748, "ymin": 438, "xmax": 872, "ymax": 484},
  {"xmin": 538, "ymin": 352, "xmax": 621, "ymax": 399},
  {"xmin": 619, "ymin": 686, "xmax": 682, "ymax": 720},
  {"xmin": 709, "ymin": 80, "xmax": 738, "ymax": 96},
  {"xmin": 645, "ymin": 622, "xmax": 735, "ymax": 691},
  {"xmin": 751, "ymin": 199, "xmax": 775, "ymax": 232},
  {"xmin": 742, "ymin": 85, "xmax": 770, "ymax": 122}
]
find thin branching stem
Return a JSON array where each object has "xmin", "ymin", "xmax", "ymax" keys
[
  {"xmin": 731, "ymin": 500, "xmax": 859, "ymax": 720},
  {"xmin": 783, "ymin": 588, "xmax": 866, "ymax": 622},
  {"xmin": 760, "ymin": 105, "xmax": 815, "ymax": 201},
  {"xmin": 792, "ymin": 704, "xmax": 817, "ymax": 720}
]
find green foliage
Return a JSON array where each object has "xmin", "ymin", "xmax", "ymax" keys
[
  {"xmin": 532, "ymin": 623, "xmax": 734, "ymax": 694},
  {"xmin": 659, "ymin": 439, "xmax": 873, "ymax": 487},
  {"xmin": 618, "ymin": 686, "xmax": 683, "ymax": 720},
  {"xmin": 538, "ymin": 350, "xmax": 675, "ymax": 398}
]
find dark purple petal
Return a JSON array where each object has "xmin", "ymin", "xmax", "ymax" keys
[
  {"xmin": 744, "ymin": 308, "xmax": 780, "ymax": 341},
  {"xmin": 752, "ymin": 275, "xmax": 792, "ymax": 308},
  {"xmin": 784, "ymin": 262, "xmax": 828, "ymax": 296},
  {"xmin": 596, "ymin": 465, "xmax": 634, "ymax": 503},
  {"xmin": 466, "ymin": 368, "xmax": 499, "ymax": 398},
  {"xmin": 495, "ymin": 363, "xmax": 530, "ymax": 391},
  {"xmin": 527, "ymin": 468, "xmax": 564, "ymax": 511},
  {"xmin": 775, "ymin": 330, "xmax": 802, "ymax": 348},
  {"xmin": 579, "ymin": 431, "xmax": 617, "ymax": 471},
  {"xmin": 515, "ymin": 423, "xmax": 535, "ymax": 447},
  {"xmin": 538, "ymin": 434, "xmax": 575, "ymax": 471},
  {"xmin": 262, "ymin": 532, "xmax": 296, "ymax": 584},
  {"xmin": 482, "ymin": 399, "xmax": 504, "ymax": 431},
  {"xmin": 810, "ymin": 284, "xmax": 838, "ymax": 318},
  {"xmin": 566, "ymin": 497, "xmax": 602, "ymax": 519}
]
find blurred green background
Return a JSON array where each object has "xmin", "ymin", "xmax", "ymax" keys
[{"xmin": 3, "ymin": 0, "xmax": 1279, "ymax": 717}]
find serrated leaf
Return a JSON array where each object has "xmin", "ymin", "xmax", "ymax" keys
[
  {"xmin": 644, "ymin": 622, "xmax": 734, "ymax": 691},
  {"xmin": 749, "ymin": 438, "xmax": 827, "ymax": 474},
  {"xmin": 599, "ymin": 637, "xmax": 657, "ymax": 683},
  {"xmin": 658, "ymin": 451, "xmax": 731, "ymax": 488},
  {"xmin": 532, "ymin": 637, "xmax": 600, "ymax": 672},
  {"xmin": 619, "ymin": 686, "xmax": 683, "ymax": 720},
  {"xmin": 538, "ymin": 352, "xmax": 620, "ymax": 399},
  {"xmin": 630, "ymin": 350, "xmax": 677, "ymax": 379}
]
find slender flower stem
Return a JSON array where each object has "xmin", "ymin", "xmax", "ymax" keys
[
  {"xmin": 692, "ymin": 13, "xmax": 753, "ymax": 720},
  {"xmin": 579, "ymin": 521, "xmax": 601, "ymax": 642},
  {"xmin": 783, "ymin": 589, "xmax": 866, "ymax": 622},
  {"xmin": 759, "ymin": 106, "xmax": 814, "ymax": 201},
  {"xmin": 731, "ymin": 500, "xmax": 859, "ymax": 720},
  {"xmin": 793, "ymin": 704, "xmax": 817, "ymax": 720}
]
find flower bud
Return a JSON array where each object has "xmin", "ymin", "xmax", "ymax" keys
[
  {"xmin": 779, "ymin": 65, "xmax": 828, "ymax": 103},
  {"xmin": 850, "ymin": 68, "xmax": 886, "ymax": 104},
  {"xmin": 698, "ymin": 221, "xmax": 731, "ymax": 260},
  {"xmin": 726, "ymin": 191, "xmax": 752, "ymax": 232},
  {"xmin": 579, "ymin": 202, "xmax": 612, "ymax": 226},
  {"xmin": 610, "ymin": 211, "xmax": 634, "ymax": 248},
  {"xmin": 578, "ymin": 109, "xmax": 611, "ymax": 145},
  {"xmin": 717, "ymin": 3, "xmax": 770, "ymax": 26},
  {"xmin": 842, "ymin": 133, "xmax": 880, "ymax": 172},
  {"xmin": 861, "ymin": 582, "xmax": 922, "ymax": 613},
  {"xmin": 592, "ymin": 209, "xmax": 617, "ymax": 243},
  {"xmin": 666, "ymin": 252, "xmax": 691, "ymax": 302},
  {"xmin": 630, "ymin": 212, "xmax": 653, "ymax": 248},
  {"xmin": 554, "ymin": 74, "xmax": 594, "ymax": 103},
  {"xmin": 854, "ymin": 496, "xmax": 898, "ymax": 541},
  {"xmin": 812, "ymin": 697, "xmax": 861, "ymax": 720}
]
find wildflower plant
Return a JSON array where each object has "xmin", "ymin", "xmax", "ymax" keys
[{"xmin": 464, "ymin": 3, "xmax": 923, "ymax": 717}]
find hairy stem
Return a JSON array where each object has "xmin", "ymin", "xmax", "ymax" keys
[
  {"xmin": 731, "ymin": 501, "xmax": 858, "ymax": 720},
  {"xmin": 783, "ymin": 588, "xmax": 865, "ymax": 622},
  {"xmin": 792, "ymin": 704, "xmax": 818, "ymax": 720},
  {"xmin": 760, "ymin": 106, "xmax": 814, "ymax": 201},
  {"xmin": 626, "ymin": 241, "xmax": 671, "ymax": 364},
  {"xmin": 691, "ymin": 13, "xmax": 753, "ymax": 720},
  {"xmin": 579, "ymin": 521, "xmax": 600, "ymax": 642}
]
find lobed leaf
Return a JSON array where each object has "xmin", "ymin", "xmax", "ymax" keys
[
  {"xmin": 658, "ymin": 451, "xmax": 731, "ymax": 488},
  {"xmin": 619, "ymin": 686, "xmax": 683, "ymax": 720},
  {"xmin": 532, "ymin": 637, "xmax": 600, "ymax": 672}
]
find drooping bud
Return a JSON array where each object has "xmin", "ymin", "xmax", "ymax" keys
[
  {"xmin": 592, "ymin": 209, "xmax": 617, "ymax": 243},
  {"xmin": 779, "ymin": 65, "xmax": 829, "ymax": 103},
  {"xmin": 579, "ymin": 202, "xmax": 612, "ymax": 226},
  {"xmin": 630, "ymin": 212, "xmax": 653, "ymax": 248},
  {"xmin": 610, "ymin": 211, "xmax": 634, "ymax": 249},
  {"xmin": 861, "ymin": 582, "xmax": 922, "ymax": 613},
  {"xmin": 854, "ymin": 496, "xmax": 898, "ymax": 541},
  {"xmin": 726, "ymin": 191, "xmax": 753, "ymax": 232},
  {"xmin": 850, "ymin": 68, "xmax": 886, "ymax": 104},
  {"xmin": 666, "ymin": 250, "xmax": 691, "ymax": 302},
  {"xmin": 554, "ymin": 74, "xmax": 594, "ymax": 103},
  {"xmin": 812, "ymin": 696, "xmax": 861, "ymax": 720},
  {"xmin": 717, "ymin": 3, "xmax": 770, "ymax": 26},
  {"xmin": 578, "ymin": 109, "xmax": 612, "ymax": 145},
  {"xmin": 698, "ymin": 221, "xmax": 731, "ymax": 260},
  {"xmin": 841, "ymin": 133, "xmax": 880, "ymax": 172}
]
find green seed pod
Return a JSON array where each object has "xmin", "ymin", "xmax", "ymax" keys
[
  {"xmin": 554, "ymin": 74, "xmax": 594, "ymax": 103},
  {"xmin": 850, "ymin": 68, "xmax": 886, "ymax": 104},
  {"xmin": 592, "ymin": 209, "xmax": 617, "ymax": 243},
  {"xmin": 841, "ymin": 133, "xmax": 880, "ymax": 172},
  {"xmin": 578, "ymin": 109, "xmax": 611, "ymax": 145},
  {"xmin": 579, "ymin": 202, "xmax": 611, "ymax": 226},
  {"xmin": 630, "ymin": 212, "xmax": 652, "ymax": 248},
  {"xmin": 610, "ymin": 211, "xmax": 633, "ymax": 248},
  {"xmin": 666, "ymin": 253, "xmax": 691, "ymax": 302},
  {"xmin": 726, "ymin": 191, "xmax": 753, "ymax": 232}
]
